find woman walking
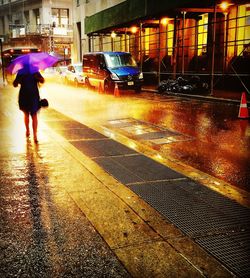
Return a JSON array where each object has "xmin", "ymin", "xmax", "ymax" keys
[{"xmin": 13, "ymin": 68, "xmax": 45, "ymax": 143}]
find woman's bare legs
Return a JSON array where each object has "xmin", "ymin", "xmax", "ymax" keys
[
  {"xmin": 24, "ymin": 112, "xmax": 30, "ymax": 137},
  {"xmin": 31, "ymin": 113, "xmax": 38, "ymax": 142}
]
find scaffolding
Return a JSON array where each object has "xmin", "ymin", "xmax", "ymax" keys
[{"xmin": 87, "ymin": 5, "xmax": 250, "ymax": 93}]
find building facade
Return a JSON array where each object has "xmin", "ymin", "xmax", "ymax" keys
[
  {"xmin": 74, "ymin": 0, "xmax": 250, "ymax": 92},
  {"xmin": 1, "ymin": 0, "xmax": 249, "ymax": 92},
  {"xmin": 0, "ymin": 0, "xmax": 73, "ymax": 60}
]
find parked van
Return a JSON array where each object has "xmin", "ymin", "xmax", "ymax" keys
[{"xmin": 82, "ymin": 52, "xmax": 143, "ymax": 94}]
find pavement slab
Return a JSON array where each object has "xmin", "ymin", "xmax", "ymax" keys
[
  {"xmin": 115, "ymin": 241, "xmax": 204, "ymax": 278},
  {"xmin": 70, "ymin": 189, "xmax": 161, "ymax": 249}
]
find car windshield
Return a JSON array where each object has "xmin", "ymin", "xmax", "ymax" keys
[
  {"xmin": 105, "ymin": 54, "xmax": 137, "ymax": 68},
  {"xmin": 58, "ymin": 66, "xmax": 67, "ymax": 73}
]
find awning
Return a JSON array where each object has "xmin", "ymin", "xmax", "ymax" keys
[{"xmin": 84, "ymin": 0, "xmax": 214, "ymax": 34}]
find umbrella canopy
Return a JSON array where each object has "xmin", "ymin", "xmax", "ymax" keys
[{"xmin": 7, "ymin": 52, "xmax": 59, "ymax": 74}]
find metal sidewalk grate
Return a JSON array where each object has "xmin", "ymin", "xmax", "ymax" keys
[
  {"xmin": 44, "ymin": 109, "xmax": 250, "ymax": 278},
  {"xmin": 196, "ymin": 232, "xmax": 250, "ymax": 278},
  {"xmin": 107, "ymin": 118, "xmax": 138, "ymax": 128},
  {"xmin": 128, "ymin": 180, "xmax": 250, "ymax": 277},
  {"xmin": 44, "ymin": 120, "xmax": 87, "ymax": 130},
  {"xmin": 135, "ymin": 131, "xmax": 179, "ymax": 140},
  {"xmin": 105, "ymin": 117, "xmax": 193, "ymax": 145},
  {"xmin": 94, "ymin": 154, "xmax": 184, "ymax": 185},
  {"xmin": 52, "ymin": 127, "xmax": 107, "ymax": 141},
  {"xmin": 129, "ymin": 180, "xmax": 250, "ymax": 234},
  {"xmin": 71, "ymin": 139, "xmax": 137, "ymax": 158}
]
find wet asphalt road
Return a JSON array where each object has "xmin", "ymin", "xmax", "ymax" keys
[{"xmin": 40, "ymin": 82, "xmax": 250, "ymax": 192}]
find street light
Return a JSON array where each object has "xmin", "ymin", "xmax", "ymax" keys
[
  {"xmin": 158, "ymin": 17, "xmax": 170, "ymax": 84},
  {"xmin": 111, "ymin": 31, "xmax": 116, "ymax": 51},
  {"xmin": 160, "ymin": 18, "xmax": 169, "ymax": 26},
  {"xmin": 131, "ymin": 26, "xmax": 138, "ymax": 33},
  {"xmin": 220, "ymin": 1, "xmax": 231, "ymax": 10},
  {"xmin": 111, "ymin": 31, "xmax": 116, "ymax": 38},
  {"xmin": 221, "ymin": 2, "xmax": 230, "ymax": 73}
]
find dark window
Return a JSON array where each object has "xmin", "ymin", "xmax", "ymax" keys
[{"xmin": 83, "ymin": 55, "xmax": 97, "ymax": 68}]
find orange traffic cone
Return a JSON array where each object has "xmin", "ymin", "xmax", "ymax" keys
[
  {"xmin": 238, "ymin": 92, "xmax": 249, "ymax": 119},
  {"xmin": 114, "ymin": 83, "xmax": 120, "ymax": 96},
  {"xmin": 98, "ymin": 82, "xmax": 103, "ymax": 94}
]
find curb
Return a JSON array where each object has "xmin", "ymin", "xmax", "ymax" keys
[{"xmin": 142, "ymin": 88, "xmax": 240, "ymax": 104}]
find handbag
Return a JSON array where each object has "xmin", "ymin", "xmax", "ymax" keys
[{"xmin": 40, "ymin": 98, "xmax": 49, "ymax": 108}]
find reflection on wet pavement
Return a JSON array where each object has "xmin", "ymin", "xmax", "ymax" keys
[
  {"xmin": 0, "ymin": 92, "xmax": 130, "ymax": 277},
  {"xmin": 105, "ymin": 117, "xmax": 193, "ymax": 144},
  {"xmin": 42, "ymin": 83, "xmax": 249, "ymax": 191},
  {"xmin": 1, "ymin": 83, "xmax": 249, "ymax": 277}
]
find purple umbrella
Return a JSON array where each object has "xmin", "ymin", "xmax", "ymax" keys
[{"xmin": 7, "ymin": 52, "xmax": 59, "ymax": 74}]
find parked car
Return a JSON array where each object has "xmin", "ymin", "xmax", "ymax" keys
[
  {"xmin": 82, "ymin": 52, "xmax": 143, "ymax": 94},
  {"xmin": 42, "ymin": 67, "xmax": 57, "ymax": 81},
  {"xmin": 55, "ymin": 66, "xmax": 67, "ymax": 83},
  {"xmin": 64, "ymin": 64, "xmax": 84, "ymax": 86}
]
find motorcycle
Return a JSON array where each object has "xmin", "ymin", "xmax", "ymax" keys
[{"xmin": 158, "ymin": 75, "xmax": 208, "ymax": 94}]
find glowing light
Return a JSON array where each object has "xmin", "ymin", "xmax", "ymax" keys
[
  {"xmin": 128, "ymin": 141, "xmax": 137, "ymax": 149},
  {"xmin": 109, "ymin": 132, "xmax": 115, "ymax": 139},
  {"xmin": 8, "ymin": 114, "xmax": 28, "ymax": 154},
  {"xmin": 155, "ymin": 153, "xmax": 163, "ymax": 160},
  {"xmin": 131, "ymin": 26, "xmax": 138, "ymax": 33},
  {"xmin": 21, "ymin": 49, "xmax": 31, "ymax": 53},
  {"xmin": 104, "ymin": 130, "xmax": 115, "ymax": 139},
  {"xmin": 214, "ymin": 181, "xmax": 221, "ymax": 185},
  {"xmin": 111, "ymin": 31, "xmax": 116, "ymax": 38},
  {"xmin": 161, "ymin": 18, "xmax": 169, "ymax": 26},
  {"xmin": 197, "ymin": 13, "xmax": 208, "ymax": 56},
  {"xmin": 220, "ymin": 1, "xmax": 230, "ymax": 11},
  {"xmin": 135, "ymin": 126, "xmax": 144, "ymax": 135}
]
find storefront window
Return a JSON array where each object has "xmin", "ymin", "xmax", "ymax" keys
[
  {"xmin": 167, "ymin": 23, "xmax": 174, "ymax": 56},
  {"xmin": 237, "ymin": 4, "xmax": 250, "ymax": 55},
  {"xmin": 197, "ymin": 13, "xmax": 208, "ymax": 56}
]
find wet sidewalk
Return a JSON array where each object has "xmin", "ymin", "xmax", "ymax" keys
[
  {"xmin": 1, "ymin": 85, "xmax": 249, "ymax": 277},
  {"xmin": 0, "ymin": 91, "xmax": 131, "ymax": 277}
]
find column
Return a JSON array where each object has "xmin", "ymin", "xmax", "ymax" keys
[
  {"xmin": 29, "ymin": 10, "xmax": 36, "ymax": 33},
  {"xmin": 4, "ymin": 15, "xmax": 9, "ymax": 35},
  {"xmin": 40, "ymin": 7, "xmax": 52, "ymax": 25},
  {"xmin": 0, "ymin": 17, "xmax": 4, "ymax": 34}
]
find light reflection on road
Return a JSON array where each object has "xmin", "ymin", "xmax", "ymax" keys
[{"xmin": 41, "ymin": 82, "xmax": 250, "ymax": 191}]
